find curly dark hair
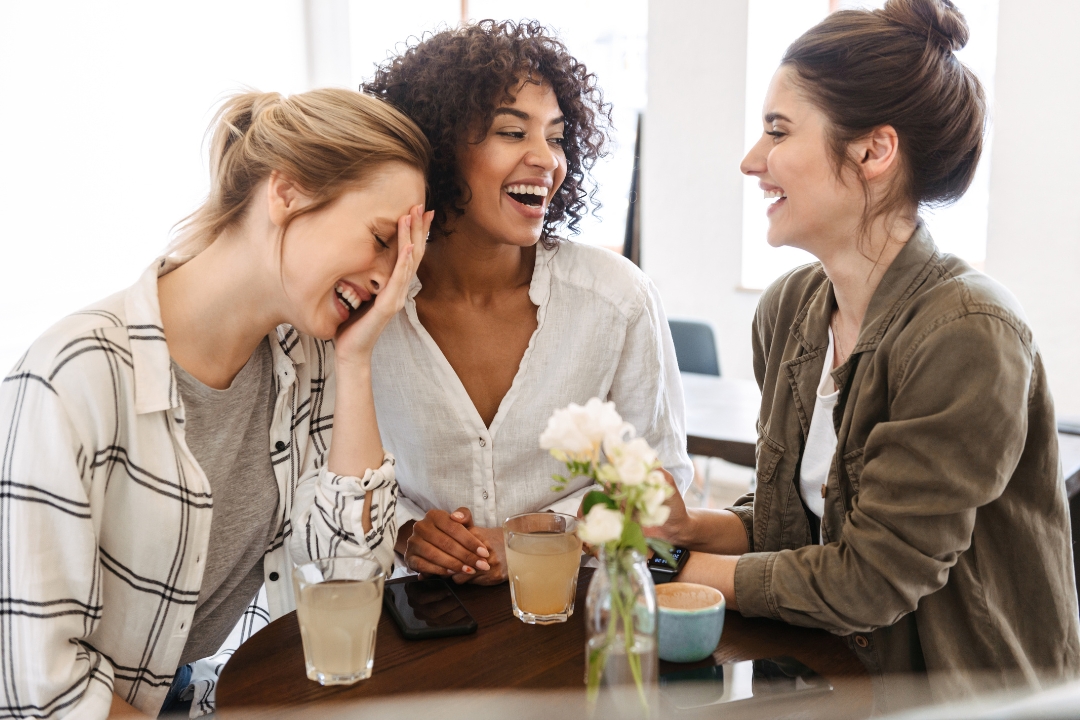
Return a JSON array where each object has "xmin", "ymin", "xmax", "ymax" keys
[{"xmin": 362, "ymin": 19, "xmax": 611, "ymax": 246}]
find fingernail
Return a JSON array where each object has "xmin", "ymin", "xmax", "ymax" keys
[
  {"xmin": 463, "ymin": 565, "xmax": 475, "ymax": 574},
  {"xmin": 452, "ymin": 511, "xmax": 464, "ymax": 520},
  {"xmin": 476, "ymin": 546, "xmax": 490, "ymax": 558},
  {"xmin": 476, "ymin": 560, "xmax": 491, "ymax": 572}
]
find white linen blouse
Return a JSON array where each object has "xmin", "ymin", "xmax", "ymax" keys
[{"xmin": 371, "ymin": 241, "xmax": 694, "ymax": 534}]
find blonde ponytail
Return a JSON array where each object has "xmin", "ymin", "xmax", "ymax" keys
[{"xmin": 169, "ymin": 88, "xmax": 430, "ymax": 256}]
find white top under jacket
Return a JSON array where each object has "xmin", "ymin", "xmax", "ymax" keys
[
  {"xmin": 0, "ymin": 258, "xmax": 397, "ymax": 718},
  {"xmin": 371, "ymin": 241, "xmax": 694, "ymax": 536},
  {"xmin": 799, "ymin": 326, "xmax": 840, "ymax": 535}
]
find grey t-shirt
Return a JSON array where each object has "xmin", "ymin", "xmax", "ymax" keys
[{"xmin": 174, "ymin": 338, "xmax": 279, "ymax": 665}]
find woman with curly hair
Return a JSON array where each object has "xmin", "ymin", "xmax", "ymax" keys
[{"xmin": 362, "ymin": 20, "xmax": 693, "ymax": 585}]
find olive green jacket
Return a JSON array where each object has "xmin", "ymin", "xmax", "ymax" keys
[{"xmin": 730, "ymin": 225, "xmax": 1080, "ymax": 710}]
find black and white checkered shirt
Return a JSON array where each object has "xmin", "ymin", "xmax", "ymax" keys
[{"xmin": 0, "ymin": 258, "xmax": 397, "ymax": 718}]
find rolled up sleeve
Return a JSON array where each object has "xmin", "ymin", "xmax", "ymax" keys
[
  {"xmin": 290, "ymin": 454, "xmax": 399, "ymax": 573},
  {"xmin": 735, "ymin": 312, "xmax": 1033, "ymax": 633}
]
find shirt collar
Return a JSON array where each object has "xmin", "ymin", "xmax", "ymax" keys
[
  {"xmin": 791, "ymin": 222, "xmax": 939, "ymax": 357},
  {"xmin": 124, "ymin": 256, "xmax": 305, "ymax": 415},
  {"xmin": 405, "ymin": 241, "xmax": 554, "ymax": 307}
]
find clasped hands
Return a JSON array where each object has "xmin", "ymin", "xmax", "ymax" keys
[{"xmin": 404, "ymin": 508, "xmax": 507, "ymax": 585}]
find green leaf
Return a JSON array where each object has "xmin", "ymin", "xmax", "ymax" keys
[
  {"xmin": 581, "ymin": 490, "xmax": 616, "ymax": 516},
  {"xmin": 645, "ymin": 537, "xmax": 677, "ymax": 566},
  {"xmin": 620, "ymin": 521, "xmax": 648, "ymax": 555}
]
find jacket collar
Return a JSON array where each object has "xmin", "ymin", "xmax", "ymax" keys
[
  {"xmin": 124, "ymin": 257, "xmax": 306, "ymax": 415},
  {"xmin": 855, "ymin": 222, "xmax": 939, "ymax": 354},
  {"xmin": 790, "ymin": 222, "xmax": 940, "ymax": 358}
]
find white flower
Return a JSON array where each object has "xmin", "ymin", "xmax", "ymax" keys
[
  {"xmin": 605, "ymin": 437, "xmax": 658, "ymax": 486},
  {"xmin": 540, "ymin": 398, "xmax": 625, "ymax": 457},
  {"xmin": 637, "ymin": 472, "xmax": 675, "ymax": 527},
  {"xmin": 578, "ymin": 505, "xmax": 624, "ymax": 545}
]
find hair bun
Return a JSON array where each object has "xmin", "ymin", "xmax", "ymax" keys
[{"xmin": 881, "ymin": 0, "xmax": 969, "ymax": 52}]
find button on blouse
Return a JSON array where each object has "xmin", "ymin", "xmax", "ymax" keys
[{"xmin": 371, "ymin": 241, "xmax": 693, "ymax": 532}]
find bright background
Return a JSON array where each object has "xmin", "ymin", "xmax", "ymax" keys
[{"xmin": 2, "ymin": 0, "xmax": 1077, "ymax": 417}]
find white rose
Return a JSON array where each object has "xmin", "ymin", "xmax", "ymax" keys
[
  {"xmin": 578, "ymin": 505, "xmax": 624, "ymax": 545},
  {"xmin": 539, "ymin": 406, "xmax": 594, "ymax": 455},
  {"xmin": 576, "ymin": 398, "xmax": 626, "ymax": 446},
  {"xmin": 540, "ymin": 398, "xmax": 626, "ymax": 456},
  {"xmin": 608, "ymin": 437, "xmax": 659, "ymax": 486},
  {"xmin": 639, "ymin": 504, "xmax": 671, "ymax": 528},
  {"xmin": 638, "ymin": 475, "xmax": 674, "ymax": 527}
]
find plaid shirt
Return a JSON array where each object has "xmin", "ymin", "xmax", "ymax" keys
[{"xmin": 0, "ymin": 258, "xmax": 398, "ymax": 718}]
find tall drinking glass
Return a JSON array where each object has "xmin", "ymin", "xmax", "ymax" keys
[
  {"xmin": 504, "ymin": 512, "xmax": 583, "ymax": 624},
  {"xmin": 292, "ymin": 557, "xmax": 384, "ymax": 685}
]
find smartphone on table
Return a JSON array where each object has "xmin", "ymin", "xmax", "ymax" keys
[
  {"xmin": 383, "ymin": 578, "xmax": 478, "ymax": 640},
  {"xmin": 660, "ymin": 656, "xmax": 833, "ymax": 711}
]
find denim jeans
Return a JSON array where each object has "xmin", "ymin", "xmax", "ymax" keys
[{"xmin": 159, "ymin": 663, "xmax": 193, "ymax": 717}]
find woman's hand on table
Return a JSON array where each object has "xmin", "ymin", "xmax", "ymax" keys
[
  {"xmin": 405, "ymin": 507, "xmax": 492, "ymax": 578},
  {"xmin": 447, "ymin": 510, "xmax": 508, "ymax": 586}
]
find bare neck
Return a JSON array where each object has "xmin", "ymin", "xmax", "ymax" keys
[
  {"xmin": 418, "ymin": 230, "xmax": 536, "ymax": 304},
  {"xmin": 817, "ymin": 214, "xmax": 916, "ymax": 335},
  {"xmin": 157, "ymin": 227, "xmax": 285, "ymax": 389}
]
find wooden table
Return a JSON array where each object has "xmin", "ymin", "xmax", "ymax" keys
[
  {"xmin": 682, "ymin": 373, "xmax": 759, "ymax": 467},
  {"xmin": 217, "ymin": 569, "xmax": 870, "ymax": 719}
]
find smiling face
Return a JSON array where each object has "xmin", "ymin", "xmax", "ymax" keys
[
  {"xmin": 278, "ymin": 162, "xmax": 425, "ymax": 340},
  {"xmin": 453, "ymin": 80, "xmax": 568, "ymax": 247},
  {"xmin": 740, "ymin": 66, "xmax": 867, "ymax": 256}
]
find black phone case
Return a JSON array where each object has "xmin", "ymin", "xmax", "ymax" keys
[{"xmin": 383, "ymin": 580, "xmax": 478, "ymax": 640}]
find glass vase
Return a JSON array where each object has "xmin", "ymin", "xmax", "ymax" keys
[{"xmin": 584, "ymin": 547, "xmax": 658, "ymax": 715}]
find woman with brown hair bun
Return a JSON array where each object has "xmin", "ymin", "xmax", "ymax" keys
[
  {"xmin": 652, "ymin": 0, "xmax": 1079, "ymax": 710},
  {"xmin": 362, "ymin": 21, "xmax": 693, "ymax": 585}
]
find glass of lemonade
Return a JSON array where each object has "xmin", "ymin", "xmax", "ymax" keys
[
  {"xmin": 504, "ymin": 512, "xmax": 583, "ymax": 624},
  {"xmin": 292, "ymin": 557, "xmax": 385, "ymax": 685}
]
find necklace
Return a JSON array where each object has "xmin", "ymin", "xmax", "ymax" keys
[{"xmin": 831, "ymin": 313, "xmax": 848, "ymax": 366}]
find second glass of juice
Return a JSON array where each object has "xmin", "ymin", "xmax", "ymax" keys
[
  {"xmin": 292, "ymin": 557, "xmax": 385, "ymax": 685},
  {"xmin": 503, "ymin": 512, "xmax": 583, "ymax": 624}
]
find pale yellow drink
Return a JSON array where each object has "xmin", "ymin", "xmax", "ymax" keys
[
  {"xmin": 505, "ymin": 527, "xmax": 583, "ymax": 623},
  {"xmin": 293, "ymin": 560, "xmax": 384, "ymax": 685}
]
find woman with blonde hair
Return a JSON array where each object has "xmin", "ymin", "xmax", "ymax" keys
[{"xmin": 0, "ymin": 88, "xmax": 432, "ymax": 718}]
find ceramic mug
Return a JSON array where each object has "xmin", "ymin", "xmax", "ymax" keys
[{"xmin": 656, "ymin": 582, "xmax": 726, "ymax": 663}]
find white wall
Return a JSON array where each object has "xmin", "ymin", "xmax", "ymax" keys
[
  {"xmin": 985, "ymin": 0, "xmax": 1080, "ymax": 417},
  {"xmin": 0, "ymin": 1, "xmax": 308, "ymax": 373},
  {"xmin": 642, "ymin": 0, "xmax": 760, "ymax": 382}
]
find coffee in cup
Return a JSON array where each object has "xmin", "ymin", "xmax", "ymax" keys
[{"xmin": 656, "ymin": 582, "xmax": 725, "ymax": 663}]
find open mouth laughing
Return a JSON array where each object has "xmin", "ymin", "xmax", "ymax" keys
[
  {"xmin": 334, "ymin": 281, "xmax": 370, "ymax": 317},
  {"xmin": 764, "ymin": 186, "xmax": 787, "ymax": 215}
]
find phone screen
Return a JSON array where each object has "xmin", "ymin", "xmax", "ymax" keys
[
  {"xmin": 660, "ymin": 656, "xmax": 833, "ymax": 710},
  {"xmin": 383, "ymin": 579, "xmax": 477, "ymax": 639}
]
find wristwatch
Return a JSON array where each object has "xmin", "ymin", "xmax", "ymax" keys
[{"xmin": 647, "ymin": 547, "xmax": 689, "ymax": 584}]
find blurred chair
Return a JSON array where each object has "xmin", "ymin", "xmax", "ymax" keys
[
  {"xmin": 669, "ymin": 319, "xmax": 721, "ymax": 377},
  {"xmin": 670, "ymin": 318, "xmax": 727, "ymax": 507}
]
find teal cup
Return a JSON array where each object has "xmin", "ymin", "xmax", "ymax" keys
[{"xmin": 656, "ymin": 582, "xmax": 726, "ymax": 663}]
